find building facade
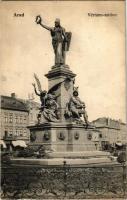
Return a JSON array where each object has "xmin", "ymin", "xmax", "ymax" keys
[
  {"xmin": 1, "ymin": 94, "xmax": 29, "ymax": 142},
  {"xmin": 0, "ymin": 94, "xmax": 40, "ymax": 143},
  {"xmin": 92, "ymin": 117, "xmax": 127, "ymax": 148}
]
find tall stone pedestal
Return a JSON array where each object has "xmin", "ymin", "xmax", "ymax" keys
[{"xmin": 45, "ymin": 65, "xmax": 76, "ymax": 121}]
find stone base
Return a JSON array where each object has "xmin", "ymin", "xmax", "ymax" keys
[
  {"xmin": 45, "ymin": 65, "xmax": 76, "ymax": 80},
  {"xmin": 51, "ymin": 64, "xmax": 70, "ymax": 70},
  {"xmin": 28, "ymin": 122, "xmax": 101, "ymax": 152}
]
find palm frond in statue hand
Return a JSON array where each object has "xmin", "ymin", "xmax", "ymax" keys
[{"xmin": 34, "ymin": 73, "xmax": 42, "ymax": 93}]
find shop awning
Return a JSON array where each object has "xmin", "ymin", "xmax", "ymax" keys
[
  {"xmin": 12, "ymin": 140, "xmax": 27, "ymax": 148},
  {"xmin": 116, "ymin": 142, "xmax": 123, "ymax": 146},
  {"xmin": 0, "ymin": 140, "xmax": 7, "ymax": 148}
]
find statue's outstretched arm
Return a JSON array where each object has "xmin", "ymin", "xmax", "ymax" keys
[{"xmin": 40, "ymin": 23, "xmax": 52, "ymax": 31}]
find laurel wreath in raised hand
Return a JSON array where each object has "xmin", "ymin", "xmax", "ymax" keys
[{"xmin": 35, "ymin": 15, "xmax": 42, "ymax": 24}]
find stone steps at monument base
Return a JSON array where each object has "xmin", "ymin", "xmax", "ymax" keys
[
  {"xmin": 47, "ymin": 150, "xmax": 110, "ymax": 158},
  {"xmin": 10, "ymin": 156, "xmax": 115, "ymax": 167}
]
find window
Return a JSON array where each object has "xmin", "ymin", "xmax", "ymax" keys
[
  {"xmin": 18, "ymin": 130, "xmax": 20, "ymax": 136},
  {"xmin": 9, "ymin": 129, "xmax": 13, "ymax": 136},
  {"xmin": 15, "ymin": 115, "xmax": 18, "ymax": 123},
  {"xmin": 23, "ymin": 130, "xmax": 27, "ymax": 136},
  {"xmin": 20, "ymin": 130, "xmax": 23, "ymax": 136},
  {"xmin": 99, "ymin": 134, "xmax": 102, "ymax": 138},
  {"xmin": 15, "ymin": 115, "xmax": 20, "ymax": 124},
  {"xmin": 24, "ymin": 116, "xmax": 27, "ymax": 123},
  {"xmin": 14, "ymin": 131, "xmax": 17, "ymax": 136},
  {"xmin": 15, "ymin": 129, "xmax": 18, "ymax": 136},
  {"xmin": 20, "ymin": 116, "xmax": 23, "ymax": 124},
  {"xmin": 9, "ymin": 114, "xmax": 13, "ymax": 123},
  {"xmin": 4, "ymin": 115, "xmax": 8, "ymax": 123}
]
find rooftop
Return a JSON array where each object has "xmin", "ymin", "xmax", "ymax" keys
[
  {"xmin": 92, "ymin": 117, "xmax": 126, "ymax": 129},
  {"xmin": 1, "ymin": 95, "xmax": 29, "ymax": 112}
]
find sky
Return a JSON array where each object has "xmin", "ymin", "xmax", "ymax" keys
[{"xmin": 0, "ymin": 1, "xmax": 126, "ymax": 122}]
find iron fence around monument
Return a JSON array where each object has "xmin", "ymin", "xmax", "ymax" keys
[{"xmin": 1, "ymin": 161, "xmax": 127, "ymax": 199}]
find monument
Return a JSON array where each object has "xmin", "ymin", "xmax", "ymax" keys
[
  {"xmin": 27, "ymin": 16, "xmax": 111, "ymax": 164},
  {"xmin": 1, "ymin": 14, "xmax": 124, "ymax": 200}
]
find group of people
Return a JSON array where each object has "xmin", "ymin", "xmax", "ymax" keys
[{"xmin": 33, "ymin": 81, "xmax": 89, "ymax": 127}]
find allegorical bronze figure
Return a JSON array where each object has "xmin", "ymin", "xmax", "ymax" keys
[
  {"xmin": 65, "ymin": 87, "xmax": 89, "ymax": 127},
  {"xmin": 32, "ymin": 73, "xmax": 59, "ymax": 122},
  {"xmin": 35, "ymin": 15, "xmax": 72, "ymax": 67}
]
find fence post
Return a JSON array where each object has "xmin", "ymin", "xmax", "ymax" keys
[
  {"xmin": 63, "ymin": 160, "xmax": 68, "ymax": 197},
  {"xmin": 122, "ymin": 162, "xmax": 126, "ymax": 197},
  {"xmin": 2, "ymin": 174, "xmax": 7, "ymax": 198}
]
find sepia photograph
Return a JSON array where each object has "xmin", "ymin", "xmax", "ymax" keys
[{"xmin": 0, "ymin": 0, "xmax": 126, "ymax": 199}]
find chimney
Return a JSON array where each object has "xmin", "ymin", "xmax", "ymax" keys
[
  {"xmin": 11, "ymin": 93, "xmax": 16, "ymax": 98},
  {"xmin": 107, "ymin": 118, "xmax": 110, "ymax": 126}
]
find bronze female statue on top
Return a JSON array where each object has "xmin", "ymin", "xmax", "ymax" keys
[{"xmin": 35, "ymin": 15, "xmax": 72, "ymax": 67}]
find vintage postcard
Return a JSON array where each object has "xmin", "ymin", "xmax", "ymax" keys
[{"xmin": 0, "ymin": 0, "xmax": 126, "ymax": 199}]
